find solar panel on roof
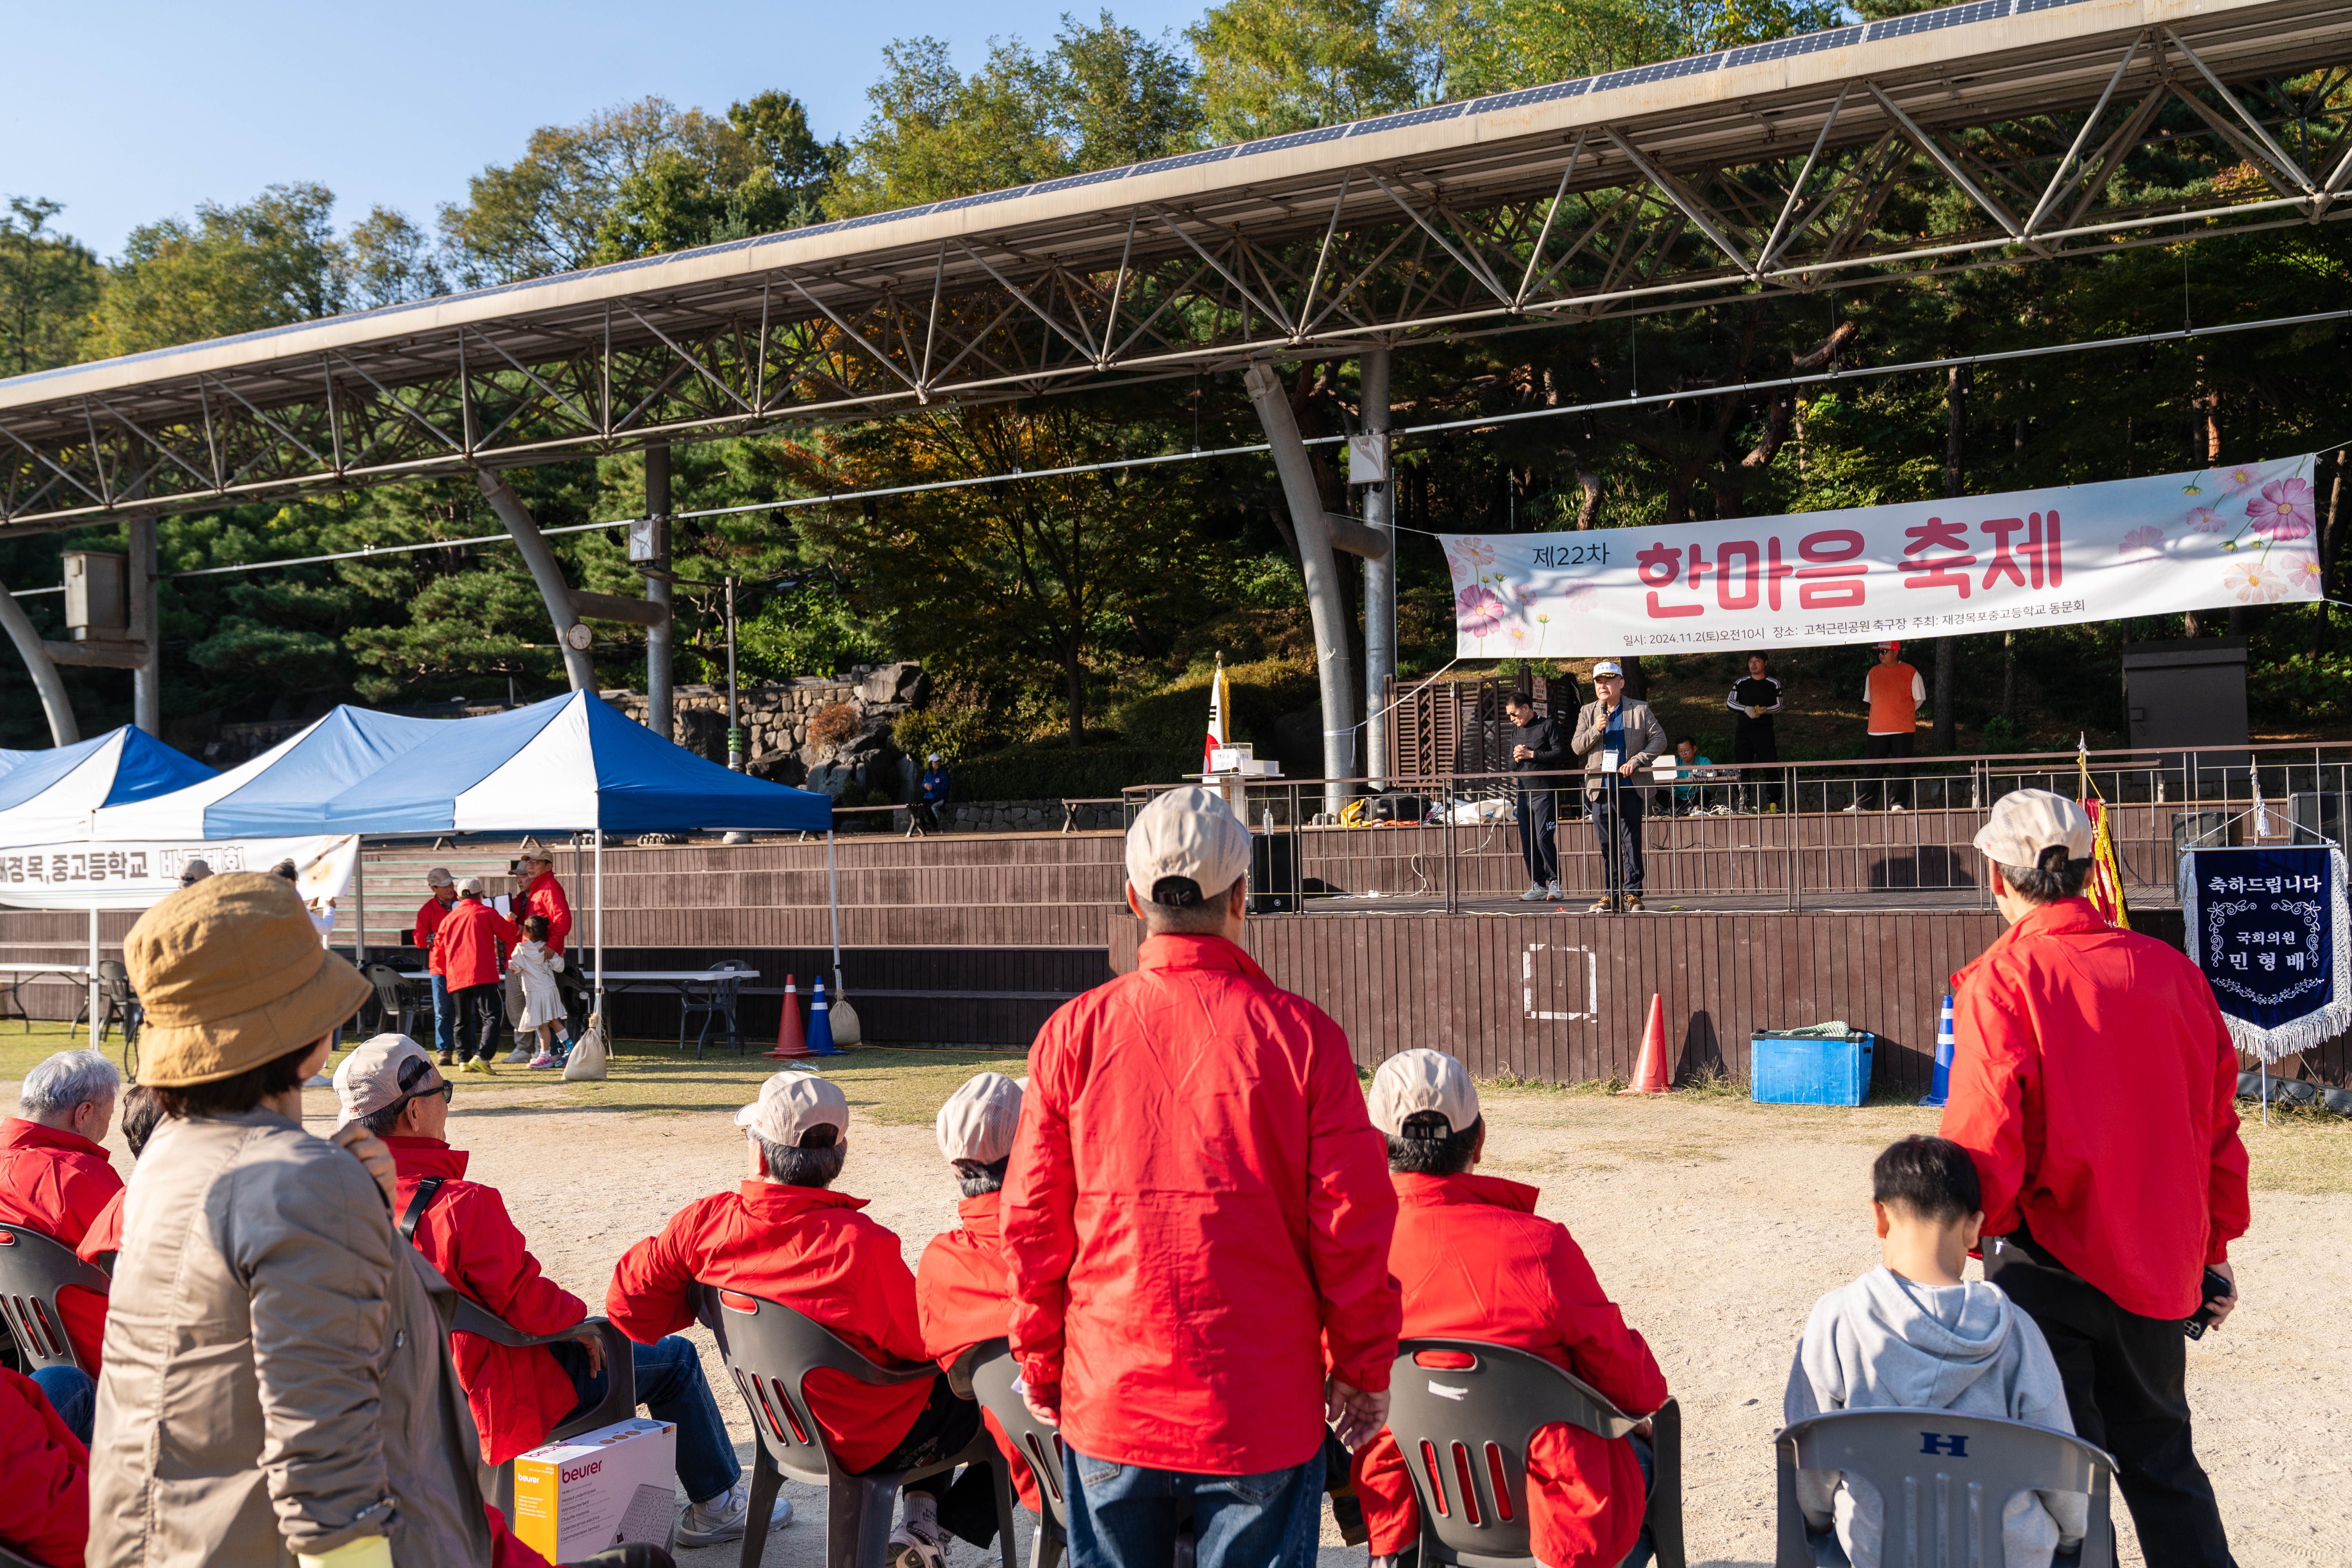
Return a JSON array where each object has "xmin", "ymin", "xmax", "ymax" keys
[
  {"xmin": 1031, "ymin": 167, "xmax": 1136, "ymax": 195},
  {"xmin": 1126, "ymin": 146, "xmax": 1237, "ymax": 178},
  {"xmin": 1724, "ymin": 25, "xmax": 1865, "ymax": 67},
  {"xmin": 1348, "ymin": 103, "xmax": 1468, "ymax": 136},
  {"xmin": 1592, "ymin": 52, "xmax": 1726, "ymax": 93},
  {"xmin": 1866, "ymin": 0, "xmax": 2013, "ymax": 42},
  {"xmin": 1231, "ymin": 125, "xmax": 1352, "ymax": 159},
  {"xmin": 931, "ymin": 186, "xmax": 1038, "ymax": 214},
  {"xmin": 1465, "ymin": 79, "xmax": 1593, "ymax": 115}
]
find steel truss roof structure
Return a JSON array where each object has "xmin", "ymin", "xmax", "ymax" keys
[{"xmin": 4, "ymin": 0, "xmax": 2350, "ymax": 533}]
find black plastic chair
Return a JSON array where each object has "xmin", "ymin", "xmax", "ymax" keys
[
  {"xmin": 694, "ymin": 1282, "xmax": 1018, "ymax": 1568},
  {"xmin": 959, "ymin": 1338, "xmax": 1070, "ymax": 1568},
  {"xmin": 0, "ymin": 1222, "xmax": 111, "ymax": 1375},
  {"xmin": 362, "ymin": 963, "xmax": 421, "ymax": 1039},
  {"xmin": 1387, "ymin": 1338, "xmax": 1685, "ymax": 1568},
  {"xmin": 678, "ymin": 960, "xmax": 754, "ymax": 1058},
  {"xmin": 95, "ymin": 958, "xmax": 141, "ymax": 1073},
  {"xmin": 0, "ymin": 1540, "xmax": 47, "ymax": 1568},
  {"xmin": 452, "ymin": 1294, "xmax": 639, "ymax": 1517},
  {"xmin": 1774, "ymin": 1408, "xmax": 2116, "ymax": 1568}
]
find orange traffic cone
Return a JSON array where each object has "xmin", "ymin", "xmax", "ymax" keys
[
  {"xmin": 1618, "ymin": 994, "xmax": 1671, "ymax": 1095},
  {"xmin": 765, "ymin": 975, "xmax": 811, "ymax": 1059}
]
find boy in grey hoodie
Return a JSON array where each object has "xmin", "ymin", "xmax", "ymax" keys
[{"xmin": 1784, "ymin": 1136, "xmax": 2087, "ymax": 1568}]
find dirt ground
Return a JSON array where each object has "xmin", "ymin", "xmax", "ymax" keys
[{"xmin": 15, "ymin": 1047, "xmax": 2348, "ymax": 1568}]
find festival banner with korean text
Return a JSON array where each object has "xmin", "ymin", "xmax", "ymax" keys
[
  {"xmin": 2179, "ymin": 845, "xmax": 2351, "ymax": 1062},
  {"xmin": 1443, "ymin": 454, "xmax": 2324, "ymax": 655},
  {"xmin": 0, "ymin": 834, "xmax": 358, "ymax": 912}
]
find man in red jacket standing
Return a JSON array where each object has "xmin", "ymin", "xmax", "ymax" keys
[
  {"xmin": 439, "ymin": 876, "xmax": 519, "ymax": 1071},
  {"xmin": 414, "ymin": 866, "xmax": 459, "ymax": 1061},
  {"xmin": 1004, "ymin": 786, "xmax": 1401, "ymax": 1568},
  {"xmin": 334, "ymin": 1033, "xmax": 783, "ymax": 1549},
  {"xmin": 1940, "ymin": 789, "xmax": 2249, "ymax": 1568},
  {"xmin": 0, "ymin": 1049, "xmax": 122, "ymax": 1394},
  {"xmin": 1351, "ymin": 1050, "xmax": 1666, "ymax": 1568}
]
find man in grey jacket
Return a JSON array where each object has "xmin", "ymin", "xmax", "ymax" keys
[{"xmin": 1569, "ymin": 661, "xmax": 1670, "ymax": 912}]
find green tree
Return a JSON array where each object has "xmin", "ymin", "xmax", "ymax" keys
[
  {"xmin": 93, "ymin": 182, "xmax": 346, "ymax": 358},
  {"xmin": 0, "ymin": 198, "xmax": 102, "ymax": 375},
  {"xmin": 593, "ymin": 92, "xmax": 844, "ymax": 260},
  {"xmin": 438, "ymin": 98, "xmax": 687, "ymax": 283},
  {"xmin": 1189, "ymin": 0, "xmax": 1432, "ymax": 143},
  {"xmin": 831, "ymin": 13, "xmax": 1202, "ymax": 216},
  {"xmin": 341, "ymin": 206, "xmax": 446, "ymax": 309}
]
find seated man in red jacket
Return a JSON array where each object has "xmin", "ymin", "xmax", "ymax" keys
[
  {"xmin": 609, "ymin": 1070, "xmax": 1002, "ymax": 1568},
  {"xmin": 0, "ymin": 1363, "xmax": 87, "ymax": 1568},
  {"xmin": 334, "ymin": 1033, "xmax": 788, "ymax": 1551},
  {"xmin": 1353, "ymin": 1050, "xmax": 1668, "ymax": 1568},
  {"xmin": 915, "ymin": 1071, "xmax": 1042, "ymax": 1518},
  {"xmin": 1, "ymin": 1047, "xmax": 123, "ymax": 1403}
]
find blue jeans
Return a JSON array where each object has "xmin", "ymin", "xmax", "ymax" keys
[
  {"xmin": 31, "ymin": 1363, "xmax": 94, "ymax": 1445},
  {"xmin": 551, "ymin": 1334, "xmax": 740, "ymax": 1505},
  {"xmin": 1066, "ymin": 1442, "xmax": 1323, "ymax": 1568},
  {"xmin": 428, "ymin": 973, "xmax": 455, "ymax": 1055}
]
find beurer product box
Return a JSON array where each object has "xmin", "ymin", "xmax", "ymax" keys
[{"xmin": 512, "ymin": 1416, "xmax": 677, "ymax": 1561}]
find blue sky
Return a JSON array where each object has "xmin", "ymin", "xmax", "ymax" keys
[{"xmin": 7, "ymin": 0, "xmax": 1210, "ymax": 258}]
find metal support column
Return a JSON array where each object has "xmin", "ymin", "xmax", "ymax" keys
[
  {"xmin": 476, "ymin": 470, "xmax": 597, "ymax": 692},
  {"xmin": 0, "ymin": 577, "xmax": 79, "ymax": 745},
  {"xmin": 1245, "ymin": 362, "xmax": 1359, "ymax": 820},
  {"xmin": 1359, "ymin": 349, "xmax": 1394, "ymax": 789},
  {"xmin": 129, "ymin": 514, "xmax": 160, "ymax": 735},
  {"xmin": 644, "ymin": 446, "xmax": 674, "ymax": 740}
]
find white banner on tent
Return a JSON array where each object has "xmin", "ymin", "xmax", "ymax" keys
[
  {"xmin": 0, "ymin": 834, "xmax": 358, "ymax": 911},
  {"xmin": 1443, "ymin": 454, "xmax": 2325, "ymax": 656}
]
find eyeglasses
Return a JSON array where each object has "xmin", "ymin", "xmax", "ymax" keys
[{"xmin": 398, "ymin": 1080, "xmax": 454, "ymax": 1112}]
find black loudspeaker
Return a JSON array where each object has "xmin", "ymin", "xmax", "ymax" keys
[
  {"xmin": 1368, "ymin": 792, "xmax": 1429, "ymax": 822},
  {"xmin": 1250, "ymin": 832, "xmax": 1298, "ymax": 913}
]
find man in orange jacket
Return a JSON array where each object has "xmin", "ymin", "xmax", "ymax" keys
[
  {"xmin": 916, "ymin": 1071, "xmax": 1042, "ymax": 1517},
  {"xmin": 1940, "ymin": 790, "xmax": 2249, "ymax": 1568},
  {"xmin": 333, "ymin": 1033, "xmax": 784, "ymax": 1550},
  {"xmin": 0, "ymin": 1049, "xmax": 122, "ymax": 1400},
  {"xmin": 1352, "ymin": 1050, "xmax": 1666, "ymax": 1568},
  {"xmin": 1004, "ymin": 786, "xmax": 1401, "ymax": 1568},
  {"xmin": 609, "ymin": 1070, "xmax": 1003, "ymax": 1568}
]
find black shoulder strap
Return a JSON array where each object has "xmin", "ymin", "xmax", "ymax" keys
[{"xmin": 399, "ymin": 1176, "xmax": 447, "ymax": 1242}]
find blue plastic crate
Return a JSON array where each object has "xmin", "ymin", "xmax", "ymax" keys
[{"xmin": 1751, "ymin": 1032, "xmax": 1875, "ymax": 1105}]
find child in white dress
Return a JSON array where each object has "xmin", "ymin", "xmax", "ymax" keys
[{"xmin": 510, "ymin": 914, "xmax": 571, "ymax": 1069}]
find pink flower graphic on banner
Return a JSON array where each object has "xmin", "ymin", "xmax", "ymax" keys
[
  {"xmin": 1506, "ymin": 624, "xmax": 1528, "ymax": 650},
  {"xmin": 2119, "ymin": 526, "xmax": 2164, "ymax": 555},
  {"xmin": 1457, "ymin": 584, "xmax": 1510, "ymax": 636},
  {"xmin": 2221, "ymin": 559, "xmax": 2286, "ymax": 604},
  {"xmin": 2184, "ymin": 506, "xmax": 2224, "ymax": 533},
  {"xmin": 2282, "ymin": 552, "xmax": 2325, "ymax": 595},
  {"xmin": 2245, "ymin": 477, "xmax": 2315, "ymax": 540},
  {"xmin": 1449, "ymin": 537, "xmax": 1496, "ymax": 571}
]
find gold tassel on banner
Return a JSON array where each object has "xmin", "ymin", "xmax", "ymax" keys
[{"xmin": 2078, "ymin": 735, "xmax": 2131, "ymax": 929}]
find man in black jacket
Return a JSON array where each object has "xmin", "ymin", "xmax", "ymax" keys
[
  {"xmin": 1504, "ymin": 691, "xmax": 1570, "ymax": 900},
  {"xmin": 1727, "ymin": 651, "xmax": 1785, "ymax": 813}
]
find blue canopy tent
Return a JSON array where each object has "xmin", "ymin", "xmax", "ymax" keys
[{"xmin": 96, "ymin": 692, "xmax": 838, "ymax": 1016}]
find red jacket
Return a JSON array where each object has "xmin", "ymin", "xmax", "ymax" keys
[
  {"xmin": 608, "ymin": 1181, "xmax": 931, "ymax": 1472},
  {"xmin": 1352, "ymin": 1173, "xmax": 1666, "ymax": 1568},
  {"xmin": 76, "ymin": 1189, "xmax": 124, "ymax": 1268},
  {"xmin": 0, "ymin": 1365, "xmax": 87, "ymax": 1567},
  {"xmin": 522, "ymin": 871, "xmax": 572, "ymax": 956},
  {"xmin": 386, "ymin": 1137, "xmax": 587, "ymax": 1466},
  {"xmin": 1940, "ymin": 897, "xmax": 2251, "ymax": 1319},
  {"xmin": 437, "ymin": 897, "xmax": 519, "ymax": 991},
  {"xmin": 915, "ymin": 1192, "xmax": 1042, "ymax": 1514},
  {"xmin": 0, "ymin": 1118, "xmax": 120, "ymax": 1373},
  {"xmin": 1002, "ymin": 933, "xmax": 1401, "ymax": 1475},
  {"xmin": 416, "ymin": 895, "xmax": 454, "ymax": 975}
]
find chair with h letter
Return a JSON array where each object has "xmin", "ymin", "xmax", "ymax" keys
[
  {"xmin": 695, "ymin": 1282, "xmax": 1018, "ymax": 1568},
  {"xmin": 1387, "ymin": 1338, "xmax": 1685, "ymax": 1568},
  {"xmin": 1773, "ymin": 1409, "xmax": 2118, "ymax": 1568}
]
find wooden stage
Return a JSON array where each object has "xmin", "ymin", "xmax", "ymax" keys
[{"xmin": 1, "ymin": 815, "xmax": 2337, "ymax": 1091}]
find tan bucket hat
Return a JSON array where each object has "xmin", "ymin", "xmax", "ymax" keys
[{"xmin": 126, "ymin": 872, "xmax": 374, "ymax": 1087}]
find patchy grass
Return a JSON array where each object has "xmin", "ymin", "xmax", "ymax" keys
[
  {"xmin": 472, "ymin": 1038, "xmax": 1031, "ymax": 1125},
  {"xmin": 0, "ymin": 1023, "xmax": 117, "ymax": 1085}
]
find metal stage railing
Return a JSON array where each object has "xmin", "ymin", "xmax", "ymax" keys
[{"xmin": 1124, "ymin": 741, "xmax": 2352, "ymax": 915}]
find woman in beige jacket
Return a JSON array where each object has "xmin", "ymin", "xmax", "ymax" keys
[{"xmin": 87, "ymin": 873, "xmax": 497, "ymax": 1568}]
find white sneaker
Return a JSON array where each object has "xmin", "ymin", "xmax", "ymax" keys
[
  {"xmin": 1544, "ymin": 881, "xmax": 1564, "ymax": 901},
  {"xmin": 303, "ymin": 1073, "xmax": 332, "ymax": 1089},
  {"xmin": 1842, "ymin": 801, "xmax": 1863, "ymax": 812},
  {"xmin": 1519, "ymin": 884, "xmax": 1548, "ymax": 902},
  {"xmin": 676, "ymin": 1479, "xmax": 794, "ymax": 1547},
  {"xmin": 888, "ymin": 1520, "xmax": 951, "ymax": 1568},
  {"xmin": 503, "ymin": 1045, "xmax": 534, "ymax": 1064},
  {"xmin": 1889, "ymin": 802, "xmax": 1907, "ymax": 812}
]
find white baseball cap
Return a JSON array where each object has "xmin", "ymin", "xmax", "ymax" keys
[
  {"xmin": 425, "ymin": 866, "xmax": 454, "ymax": 887},
  {"xmin": 1368, "ymin": 1048, "xmax": 1481, "ymax": 1136},
  {"xmin": 1125, "ymin": 786, "xmax": 1252, "ymax": 905},
  {"xmin": 737, "ymin": 1069, "xmax": 849, "ymax": 1145},
  {"xmin": 1591, "ymin": 660, "xmax": 1624, "ymax": 678},
  {"xmin": 334, "ymin": 1034, "xmax": 440, "ymax": 1127},
  {"xmin": 1973, "ymin": 788, "xmax": 2093, "ymax": 869},
  {"xmin": 936, "ymin": 1071, "xmax": 1023, "ymax": 1164}
]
